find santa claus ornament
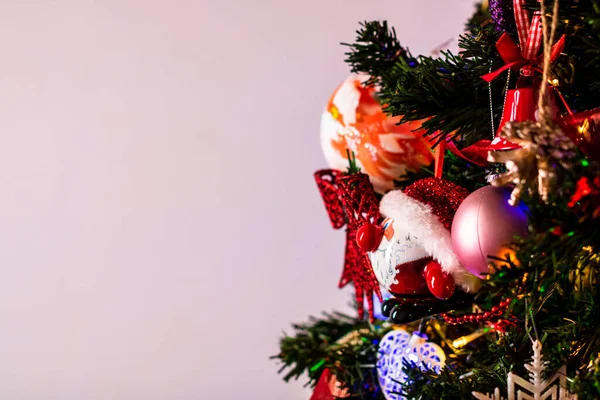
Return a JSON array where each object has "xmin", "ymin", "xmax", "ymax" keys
[{"xmin": 356, "ymin": 177, "xmax": 481, "ymax": 323}]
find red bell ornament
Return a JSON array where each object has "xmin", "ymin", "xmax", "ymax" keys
[
  {"xmin": 491, "ymin": 87, "xmax": 556, "ymax": 151},
  {"xmin": 482, "ymin": 4, "xmax": 565, "ymax": 152},
  {"xmin": 497, "ymin": 88, "xmax": 537, "ymax": 135}
]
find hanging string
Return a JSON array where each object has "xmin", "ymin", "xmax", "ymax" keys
[
  {"xmin": 488, "ymin": 65, "xmax": 495, "ymax": 138},
  {"xmin": 489, "ymin": 67, "xmax": 512, "ymax": 138},
  {"xmin": 538, "ymin": 0, "xmax": 561, "ymax": 121},
  {"xmin": 517, "ymin": 0, "xmax": 560, "ymax": 346},
  {"xmin": 500, "ymin": 69, "xmax": 511, "ymax": 131}
]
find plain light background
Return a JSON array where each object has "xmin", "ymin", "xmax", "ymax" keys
[{"xmin": 0, "ymin": 1, "xmax": 476, "ymax": 399}]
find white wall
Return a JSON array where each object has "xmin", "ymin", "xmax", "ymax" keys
[{"xmin": 0, "ymin": 1, "xmax": 476, "ymax": 399}]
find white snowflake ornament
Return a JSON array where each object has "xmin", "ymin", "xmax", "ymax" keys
[
  {"xmin": 473, "ymin": 340, "xmax": 577, "ymax": 400},
  {"xmin": 377, "ymin": 329, "xmax": 446, "ymax": 400}
]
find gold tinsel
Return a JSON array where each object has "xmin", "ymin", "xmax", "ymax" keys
[{"xmin": 488, "ymin": 118, "xmax": 577, "ymax": 206}]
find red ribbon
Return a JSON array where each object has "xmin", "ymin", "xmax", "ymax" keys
[
  {"xmin": 446, "ymin": 139, "xmax": 492, "ymax": 167},
  {"xmin": 482, "ymin": 0, "xmax": 565, "ymax": 83}
]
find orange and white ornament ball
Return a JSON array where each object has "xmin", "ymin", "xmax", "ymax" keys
[{"xmin": 320, "ymin": 75, "xmax": 434, "ymax": 193}]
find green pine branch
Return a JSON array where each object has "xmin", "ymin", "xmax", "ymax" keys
[{"xmin": 272, "ymin": 312, "xmax": 391, "ymax": 398}]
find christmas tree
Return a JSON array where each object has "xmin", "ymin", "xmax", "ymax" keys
[{"xmin": 273, "ymin": 1, "xmax": 600, "ymax": 399}]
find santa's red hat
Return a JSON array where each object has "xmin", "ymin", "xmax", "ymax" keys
[{"xmin": 379, "ymin": 177, "xmax": 480, "ymax": 293}]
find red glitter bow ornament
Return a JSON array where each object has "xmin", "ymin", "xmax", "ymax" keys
[{"xmin": 314, "ymin": 169, "xmax": 382, "ymax": 321}]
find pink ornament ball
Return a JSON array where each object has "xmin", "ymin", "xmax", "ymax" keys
[{"xmin": 451, "ymin": 186, "xmax": 528, "ymax": 277}]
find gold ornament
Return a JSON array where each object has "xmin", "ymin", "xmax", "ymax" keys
[{"xmin": 488, "ymin": 118, "xmax": 577, "ymax": 206}]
